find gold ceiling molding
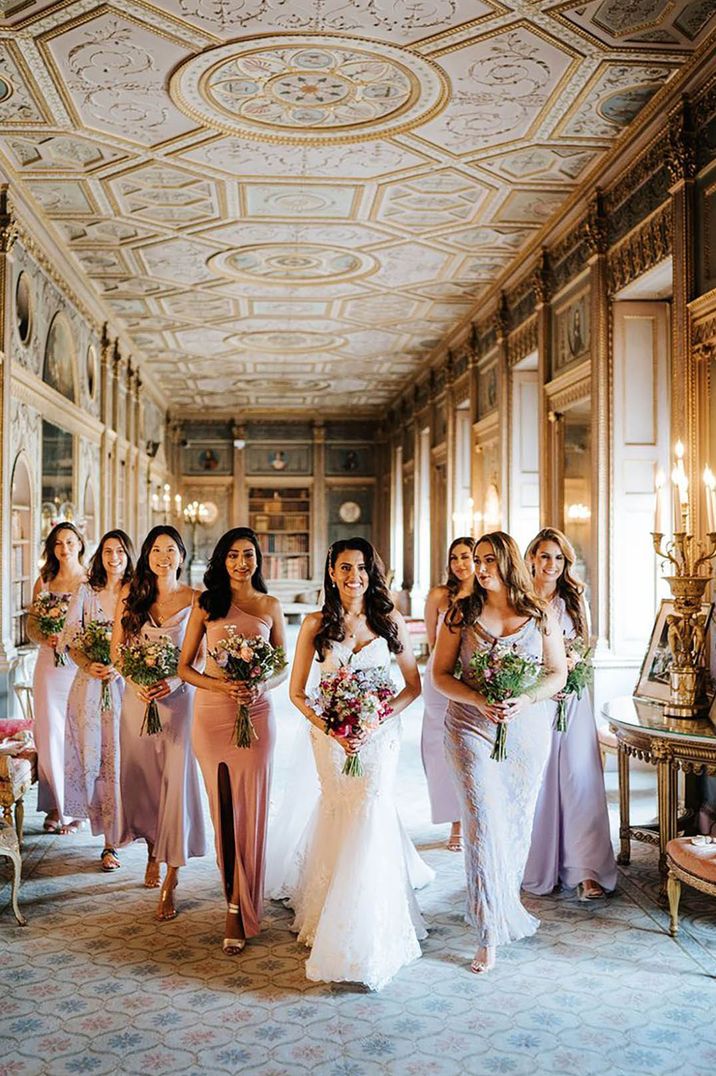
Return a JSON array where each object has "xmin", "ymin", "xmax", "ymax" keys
[{"xmin": 169, "ymin": 33, "xmax": 451, "ymax": 146}]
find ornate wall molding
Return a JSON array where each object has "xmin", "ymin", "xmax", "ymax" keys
[
  {"xmin": 507, "ymin": 316, "xmax": 538, "ymax": 368},
  {"xmin": 667, "ymin": 96, "xmax": 697, "ymax": 186},
  {"xmin": 544, "ymin": 361, "xmax": 591, "ymax": 413},
  {"xmin": 607, "ymin": 202, "xmax": 672, "ymax": 294}
]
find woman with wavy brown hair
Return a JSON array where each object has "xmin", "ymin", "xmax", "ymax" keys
[
  {"xmin": 28, "ymin": 522, "xmax": 86, "ymax": 833},
  {"xmin": 433, "ymin": 531, "xmax": 567, "ymax": 975},
  {"xmin": 111, "ymin": 526, "xmax": 206, "ymax": 919},
  {"xmin": 420, "ymin": 536, "xmax": 475, "ymax": 851},
  {"xmin": 522, "ymin": 527, "xmax": 616, "ymax": 900},
  {"xmin": 274, "ymin": 537, "xmax": 431, "ymax": 991}
]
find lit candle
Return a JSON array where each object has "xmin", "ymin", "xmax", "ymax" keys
[
  {"xmin": 175, "ymin": 493, "xmax": 182, "ymax": 515},
  {"xmin": 654, "ymin": 469, "xmax": 665, "ymax": 533},
  {"xmin": 705, "ymin": 467, "xmax": 716, "ymax": 534},
  {"xmin": 671, "ymin": 466, "xmax": 682, "ymax": 532}
]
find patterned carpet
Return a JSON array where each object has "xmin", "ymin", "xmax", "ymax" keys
[{"xmin": 2, "ymin": 682, "xmax": 716, "ymax": 1075}]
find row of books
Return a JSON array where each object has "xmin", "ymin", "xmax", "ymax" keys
[{"xmin": 258, "ymin": 534, "xmax": 309, "ymax": 554}]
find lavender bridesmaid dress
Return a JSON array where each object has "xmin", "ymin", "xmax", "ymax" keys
[
  {"xmin": 192, "ymin": 604, "xmax": 276, "ymax": 939},
  {"xmin": 33, "ymin": 587, "xmax": 78, "ymax": 823},
  {"xmin": 444, "ymin": 619, "xmax": 551, "ymax": 946},
  {"xmin": 421, "ymin": 611, "xmax": 460, "ymax": 824},
  {"xmin": 120, "ymin": 606, "xmax": 206, "ymax": 865},
  {"xmin": 523, "ymin": 597, "xmax": 617, "ymax": 895},
  {"xmin": 63, "ymin": 584, "xmax": 124, "ymax": 844}
]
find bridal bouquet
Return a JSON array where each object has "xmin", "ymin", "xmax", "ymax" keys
[
  {"xmin": 469, "ymin": 643, "xmax": 543, "ymax": 761},
  {"xmin": 555, "ymin": 638, "xmax": 593, "ymax": 732},
  {"xmin": 209, "ymin": 627, "xmax": 286, "ymax": 748},
  {"xmin": 31, "ymin": 592, "xmax": 70, "ymax": 666},
  {"xmin": 117, "ymin": 635, "xmax": 179, "ymax": 735},
  {"xmin": 311, "ymin": 666, "xmax": 395, "ymax": 777},
  {"xmin": 69, "ymin": 619, "xmax": 114, "ymax": 710}
]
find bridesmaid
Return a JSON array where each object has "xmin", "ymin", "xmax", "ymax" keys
[
  {"xmin": 522, "ymin": 527, "xmax": 616, "ymax": 899},
  {"xmin": 433, "ymin": 531, "xmax": 566, "ymax": 975},
  {"xmin": 421, "ymin": 536, "xmax": 475, "ymax": 851},
  {"xmin": 111, "ymin": 525, "xmax": 206, "ymax": 919},
  {"xmin": 179, "ymin": 527, "xmax": 287, "ymax": 954},
  {"xmin": 63, "ymin": 531, "xmax": 134, "ymax": 871},
  {"xmin": 28, "ymin": 522, "xmax": 86, "ymax": 833}
]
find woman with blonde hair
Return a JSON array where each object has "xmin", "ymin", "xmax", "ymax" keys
[
  {"xmin": 522, "ymin": 527, "xmax": 616, "ymax": 900},
  {"xmin": 433, "ymin": 531, "xmax": 567, "ymax": 974},
  {"xmin": 420, "ymin": 536, "xmax": 475, "ymax": 851}
]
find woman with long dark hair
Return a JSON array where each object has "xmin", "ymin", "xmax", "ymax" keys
[
  {"xmin": 179, "ymin": 527, "xmax": 287, "ymax": 954},
  {"xmin": 28, "ymin": 522, "xmax": 86, "ymax": 833},
  {"xmin": 420, "ymin": 536, "xmax": 475, "ymax": 851},
  {"xmin": 433, "ymin": 532, "xmax": 567, "ymax": 975},
  {"xmin": 63, "ymin": 531, "xmax": 134, "ymax": 868},
  {"xmin": 111, "ymin": 525, "xmax": 206, "ymax": 919},
  {"xmin": 522, "ymin": 527, "xmax": 616, "ymax": 900},
  {"xmin": 274, "ymin": 537, "xmax": 431, "ymax": 991}
]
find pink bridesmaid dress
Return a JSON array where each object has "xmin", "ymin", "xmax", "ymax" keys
[
  {"xmin": 120, "ymin": 606, "xmax": 207, "ymax": 865},
  {"xmin": 33, "ymin": 587, "xmax": 78, "ymax": 824},
  {"xmin": 192, "ymin": 603, "xmax": 276, "ymax": 939},
  {"xmin": 421, "ymin": 611, "xmax": 460, "ymax": 824}
]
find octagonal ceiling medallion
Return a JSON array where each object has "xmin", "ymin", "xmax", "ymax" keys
[
  {"xmin": 232, "ymin": 329, "xmax": 345, "ymax": 353},
  {"xmin": 208, "ymin": 244, "xmax": 377, "ymax": 284},
  {"xmin": 169, "ymin": 35, "xmax": 450, "ymax": 145}
]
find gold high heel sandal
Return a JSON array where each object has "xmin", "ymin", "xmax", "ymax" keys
[
  {"xmin": 223, "ymin": 902, "xmax": 246, "ymax": 954},
  {"xmin": 156, "ymin": 879, "xmax": 177, "ymax": 921}
]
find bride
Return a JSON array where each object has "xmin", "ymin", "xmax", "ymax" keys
[{"xmin": 270, "ymin": 537, "xmax": 433, "ymax": 991}]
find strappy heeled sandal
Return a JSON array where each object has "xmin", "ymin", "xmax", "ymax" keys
[
  {"xmin": 100, "ymin": 847, "xmax": 121, "ymax": 872},
  {"xmin": 156, "ymin": 878, "xmax": 177, "ymax": 921},
  {"xmin": 470, "ymin": 946, "xmax": 496, "ymax": 974},
  {"xmin": 223, "ymin": 902, "xmax": 246, "ymax": 954}
]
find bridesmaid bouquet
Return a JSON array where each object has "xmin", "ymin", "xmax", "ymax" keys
[
  {"xmin": 69, "ymin": 619, "xmax": 114, "ymax": 710},
  {"xmin": 209, "ymin": 627, "xmax": 287, "ymax": 748},
  {"xmin": 469, "ymin": 643, "xmax": 543, "ymax": 761},
  {"xmin": 311, "ymin": 666, "xmax": 395, "ymax": 777},
  {"xmin": 556, "ymin": 638, "xmax": 593, "ymax": 732},
  {"xmin": 31, "ymin": 592, "xmax": 70, "ymax": 666},
  {"xmin": 117, "ymin": 635, "xmax": 180, "ymax": 735}
]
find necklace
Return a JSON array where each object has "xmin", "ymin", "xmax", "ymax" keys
[{"xmin": 344, "ymin": 611, "xmax": 365, "ymax": 640}]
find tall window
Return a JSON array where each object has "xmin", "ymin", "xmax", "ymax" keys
[
  {"xmin": 415, "ymin": 427, "xmax": 431, "ymax": 604},
  {"xmin": 391, "ymin": 444, "xmax": 404, "ymax": 588},
  {"xmin": 454, "ymin": 401, "xmax": 472, "ymax": 537},
  {"xmin": 41, "ymin": 420, "xmax": 74, "ymax": 538}
]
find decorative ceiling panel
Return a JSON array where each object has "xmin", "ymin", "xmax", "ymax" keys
[{"xmin": 0, "ymin": 1, "xmax": 711, "ymax": 414}]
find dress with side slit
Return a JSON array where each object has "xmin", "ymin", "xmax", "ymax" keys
[{"xmin": 192, "ymin": 603, "xmax": 276, "ymax": 939}]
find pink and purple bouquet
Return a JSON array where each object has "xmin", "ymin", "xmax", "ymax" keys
[
  {"xmin": 31, "ymin": 592, "xmax": 70, "ymax": 666},
  {"xmin": 69, "ymin": 619, "xmax": 114, "ymax": 710},
  {"xmin": 209, "ymin": 626, "xmax": 286, "ymax": 748},
  {"xmin": 555, "ymin": 638, "xmax": 592, "ymax": 732},
  {"xmin": 116, "ymin": 635, "xmax": 179, "ymax": 736},
  {"xmin": 469, "ymin": 643, "xmax": 543, "ymax": 761},
  {"xmin": 310, "ymin": 665, "xmax": 396, "ymax": 777}
]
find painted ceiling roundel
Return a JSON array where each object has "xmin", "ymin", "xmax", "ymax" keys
[
  {"xmin": 169, "ymin": 35, "xmax": 451, "ymax": 143},
  {"xmin": 208, "ymin": 245, "xmax": 377, "ymax": 283}
]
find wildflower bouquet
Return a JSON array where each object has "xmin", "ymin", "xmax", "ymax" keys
[
  {"xmin": 31, "ymin": 592, "xmax": 70, "ymax": 666},
  {"xmin": 70, "ymin": 619, "xmax": 114, "ymax": 710},
  {"xmin": 555, "ymin": 638, "xmax": 593, "ymax": 732},
  {"xmin": 311, "ymin": 665, "xmax": 395, "ymax": 777},
  {"xmin": 209, "ymin": 627, "xmax": 286, "ymax": 748},
  {"xmin": 469, "ymin": 643, "xmax": 543, "ymax": 761},
  {"xmin": 117, "ymin": 635, "xmax": 179, "ymax": 735}
]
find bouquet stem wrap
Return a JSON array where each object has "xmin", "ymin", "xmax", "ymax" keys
[{"xmin": 208, "ymin": 627, "xmax": 286, "ymax": 750}]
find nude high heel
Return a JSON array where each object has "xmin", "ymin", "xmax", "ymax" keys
[{"xmin": 223, "ymin": 902, "xmax": 246, "ymax": 954}]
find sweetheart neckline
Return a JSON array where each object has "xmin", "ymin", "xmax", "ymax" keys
[{"xmin": 330, "ymin": 636, "xmax": 387, "ymax": 659}]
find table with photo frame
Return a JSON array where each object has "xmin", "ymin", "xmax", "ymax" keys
[{"xmin": 603, "ymin": 695, "xmax": 716, "ymax": 887}]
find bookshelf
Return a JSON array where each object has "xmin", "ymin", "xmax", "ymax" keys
[
  {"xmin": 11, "ymin": 457, "xmax": 32, "ymax": 646},
  {"xmin": 248, "ymin": 486, "xmax": 311, "ymax": 581}
]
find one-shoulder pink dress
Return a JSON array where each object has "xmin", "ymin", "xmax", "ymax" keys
[{"xmin": 192, "ymin": 604, "xmax": 276, "ymax": 939}]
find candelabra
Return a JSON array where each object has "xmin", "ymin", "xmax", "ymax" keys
[
  {"xmin": 652, "ymin": 444, "xmax": 716, "ymax": 717},
  {"xmin": 183, "ymin": 500, "xmax": 208, "ymax": 570}
]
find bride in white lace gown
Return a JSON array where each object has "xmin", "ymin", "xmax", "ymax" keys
[{"xmin": 270, "ymin": 538, "xmax": 433, "ymax": 991}]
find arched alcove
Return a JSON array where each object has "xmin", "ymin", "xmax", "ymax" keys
[
  {"xmin": 10, "ymin": 453, "xmax": 33, "ymax": 646},
  {"xmin": 83, "ymin": 476, "xmax": 97, "ymax": 548}
]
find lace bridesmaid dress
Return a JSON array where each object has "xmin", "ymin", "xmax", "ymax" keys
[
  {"xmin": 63, "ymin": 584, "xmax": 124, "ymax": 843},
  {"xmin": 119, "ymin": 607, "xmax": 206, "ymax": 865},
  {"xmin": 275, "ymin": 637, "xmax": 433, "ymax": 991},
  {"xmin": 444, "ymin": 619, "xmax": 551, "ymax": 947},
  {"xmin": 192, "ymin": 604, "xmax": 276, "ymax": 939},
  {"xmin": 523, "ymin": 596, "xmax": 616, "ymax": 894},
  {"xmin": 421, "ymin": 610, "xmax": 460, "ymax": 824},
  {"xmin": 33, "ymin": 587, "xmax": 78, "ymax": 823}
]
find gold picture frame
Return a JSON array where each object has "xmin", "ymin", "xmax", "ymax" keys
[{"xmin": 635, "ymin": 599, "xmax": 714, "ymax": 705}]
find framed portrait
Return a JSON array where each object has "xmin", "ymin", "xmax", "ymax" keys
[{"xmin": 635, "ymin": 599, "xmax": 714, "ymax": 704}]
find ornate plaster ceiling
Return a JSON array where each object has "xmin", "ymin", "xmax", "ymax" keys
[{"xmin": 0, "ymin": 1, "xmax": 714, "ymax": 415}]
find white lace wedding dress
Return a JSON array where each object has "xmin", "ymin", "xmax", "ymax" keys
[{"xmin": 269, "ymin": 636, "xmax": 434, "ymax": 991}]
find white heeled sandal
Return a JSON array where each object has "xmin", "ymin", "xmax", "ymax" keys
[{"xmin": 223, "ymin": 902, "xmax": 246, "ymax": 954}]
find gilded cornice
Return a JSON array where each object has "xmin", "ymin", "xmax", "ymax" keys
[
  {"xmin": 667, "ymin": 96, "xmax": 697, "ymax": 186},
  {"xmin": 0, "ymin": 189, "xmax": 18, "ymax": 254},
  {"xmin": 585, "ymin": 190, "xmax": 608, "ymax": 257},
  {"xmin": 607, "ymin": 202, "xmax": 672, "ymax": 295},
  {"xmin": 545, "ymin": 360, "xmax": 590, "ymax": 412},
  {"xmin": 507, "ymin": 316, "xmax": 538, "ymax": 368}
]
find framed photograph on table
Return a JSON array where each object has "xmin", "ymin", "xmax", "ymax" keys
[{"xmin": 635, "ymin": 599, "xmax": 714, "ymax": 704}]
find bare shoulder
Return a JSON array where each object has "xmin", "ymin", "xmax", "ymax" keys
[
  {"xmin": 260, "ymin": 593, "xmax": 283, "ymax": 616},
  {"xmin": 302, "ymin": 610, "xmax": 323, "ymax": 635}
]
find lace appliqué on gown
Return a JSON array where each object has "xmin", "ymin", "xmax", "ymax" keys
[{"xmin": 274, "ymin": 637, "xmax": 433, "ymax": 991}]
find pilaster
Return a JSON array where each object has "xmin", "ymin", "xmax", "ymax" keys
[{"xmin": 0, "ymin": 188, "xmax": 19, "ymax": 682}]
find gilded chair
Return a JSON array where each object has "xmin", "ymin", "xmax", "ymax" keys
[{"xmin": 666, "ymin": 836, "xmax": 716, "ymax": 937}]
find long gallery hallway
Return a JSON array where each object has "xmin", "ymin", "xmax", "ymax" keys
[{"xmin": 2, "ymin": 633, "xmax": 716, "ymax": 1076}]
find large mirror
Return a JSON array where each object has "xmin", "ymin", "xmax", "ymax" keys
[
  {"xmin": 41, "ymin": 419, "xmax": 74, "ymax": 538},
  {"xmin": 561, "ymin": 398, "xmax": 593, "ymax": 600}
]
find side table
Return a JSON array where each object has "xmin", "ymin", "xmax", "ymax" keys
[{"xmin": 0, "ymin": 820, "xmax": 27, "ymax": 925}]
